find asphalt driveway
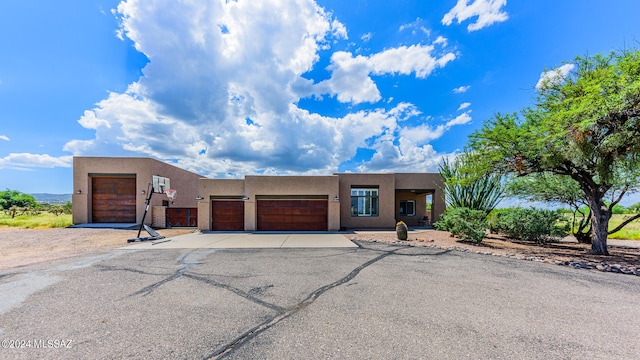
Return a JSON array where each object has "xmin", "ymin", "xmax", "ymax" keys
[{"xmin": 1, "ymin": 240, "xmax": 639, "ymax": 359}]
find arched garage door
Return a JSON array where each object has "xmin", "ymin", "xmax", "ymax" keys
[{"xmin": 257, "ymin": 197, "xmax": 328, "ymax": 231}]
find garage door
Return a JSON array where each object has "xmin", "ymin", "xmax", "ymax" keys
[
  {"xmin": 166, "ymin": 208, "xmax": 198, "ymax": 227},
  {"xmin": 257, "ymin": 199, "xmax": 327, "ymax": 231},
  {"xmin": 211, "ymin": 201, "xmax": 244, "ymax": 231},
  {"xmin": 92, "ymin": 177, "xmax": 136, "ymax": 223}
]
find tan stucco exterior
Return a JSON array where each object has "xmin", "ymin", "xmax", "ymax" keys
[
  {"xmin": 197, "ymin": 176, "xmax": 340, "ymax": 231},
  {"xmin": 72, "ymin": 157, "xmax": 202, "ymax": 225},
  {"xmin": 73, "ymin": 157, "xmax": 445, "ymax": 231},
  {"xmin": 335, "ymin": 173, "xmax": 444, "ymax": 229}
]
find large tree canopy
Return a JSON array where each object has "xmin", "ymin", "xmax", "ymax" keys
[{"xmin": 470, "ymin": 50, "xmax": 640, "ymax": 255}]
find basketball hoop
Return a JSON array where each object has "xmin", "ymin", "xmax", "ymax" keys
[{"xmin": 164, "ymin": 189, "xmax": 177, "ymax": 201}]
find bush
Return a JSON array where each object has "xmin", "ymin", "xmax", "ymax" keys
[
  {"xmin": 488, "ymin": 207, "xmax": 568, "ymax": 243},
  {"xmin": 0, "ymin": 189, "xmax": 36, "ymax": 209},
  {"xmin": 435, "ymin": 207, "xmax": 487, "ymax": 243}
]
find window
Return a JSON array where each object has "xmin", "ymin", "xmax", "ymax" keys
[
  {"xmin": 351, "ymin": 188, "xmax": 379, "ymax": 216},
  {"xmin": 399, "ymin": 200, "xmax": 415, "ymax": 216}
]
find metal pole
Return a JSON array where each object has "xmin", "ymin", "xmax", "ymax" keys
[{"xmin": 136, "ymin": 182, "xmax": 154, "ymax": 238}]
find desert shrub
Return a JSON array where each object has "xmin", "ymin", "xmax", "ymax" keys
[
  {"xmin": 488, "ymin": 207, "xmax": 568, "ymax": 243},
  {"xmin": 0, "ymin": 189, "xmax": 36, "ymax": 209},
  {"xmin": 435, "ymin": 207, "xmax": 487, "ymax": 243}
]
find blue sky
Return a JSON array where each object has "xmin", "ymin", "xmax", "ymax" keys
[{"xmin": 1, "ymin": 0, "xmax": 639, "ymax": 200}]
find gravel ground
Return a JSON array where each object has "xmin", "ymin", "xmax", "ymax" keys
[
  {"xmin": 0, "ymin": 227, "xmax": 193, "ymax": 269},
  {"xmin": 345, "ymin": 230, "xmax": 640, "ymax": 275}
]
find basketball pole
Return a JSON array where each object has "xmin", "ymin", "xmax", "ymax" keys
[{"xmin": 136, "ymin": 182, "xmax": 155, "ymax": 238}]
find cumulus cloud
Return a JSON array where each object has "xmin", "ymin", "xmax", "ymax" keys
[
  {"xmin": 0, "ymin": 135, "xmax": 9, "ymax": 141},
  {"xmin": 62, "ymin": 0, "xmax": 461, "ymax": 177},
  {"xmin": 314, "ymin": 44, "xmax": 456, "ymax": 104},
  {"xmin": 442, "ymin": 0, "xmax": 508, "ymax": 32},
  {"xmin": 453, "ymin": 85, "xmax": 471, "ymax": 93},
  {"xmin": 0, "ymin": 153, "xmax": 72, "ymax": 169},
  {"xmin": 536, "ymin": 63, "xmax": 575, "ymax": 90}
]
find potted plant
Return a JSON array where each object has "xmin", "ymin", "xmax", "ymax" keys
[{"xmin": 396, "ymin": 221, "xmax": 408, "ymax": 240}]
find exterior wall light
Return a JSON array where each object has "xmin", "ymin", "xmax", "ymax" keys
[
  {"xmin": 141, "ymin": 190, "xmax": 146, "ymax": 194},
  {"xmin": 242, "ymin": 196, "xmax": 250, "ymax": 200},
  {"xmin": 333, "ymin": 196, "xmax": 340, "ymax": 201},
  {"xmin": 195, "ymin": 196, "xmax": 204, "ymax": 201},
  {"xmin": 76, "ymin": 190, "xmax": 82, "ymax": 194}
]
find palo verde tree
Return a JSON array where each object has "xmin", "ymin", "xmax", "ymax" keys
[{"xmin": 470, "ymin": 50, "xmax": 640, "ymax": 255}]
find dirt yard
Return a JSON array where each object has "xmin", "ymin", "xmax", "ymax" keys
[
  {"xmin": 0, "ymin": 227, "xmax": 193, "ymax": 269},
  {"xmin": 345, "ymin": 230, "xmax": 640, "ymax": 274},
  {"xmin": 1, "ymin": 227, "xmax": 638, "ymax": 274}
]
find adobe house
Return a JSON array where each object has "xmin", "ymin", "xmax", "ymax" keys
[
  {"xmin": 72, "ymin": 157, "xmax": 203, "ymax": 227},
  {"xmin": 73, "ymin": 156, "xmax": 445, "ymax": 230}
]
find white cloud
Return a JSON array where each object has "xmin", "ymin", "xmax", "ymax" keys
[
  {"xmin": 314, "ymin": 44, "xmax": 456, "ymax": 104},
  {"xmin": 457, "ymin": 102, "xmax": 471, "ymax": 111},
  {"xmin": 453, "ymin": 85, "xmax": 471, "ymax": 93},
  {"xmin": 446, "ymin": 111, "xmax": 472, "ymax": 126},
  {"xmin": 434, "ymin": 36, "xmax": 448, "ymax": 46},
  {"xmin": 442, "ymin": 0, "xmax": 508, "ymax": 32},
  {"xmin": 0, "ymin": 135, "xmax": 9, "ymax": 141},
  {"xmin": 536, "ymin": 63, "xmax": 575, "ymax": 90},
  {"xmin": 398, "ymin": 17, "xmax": 430, "ymax": 36},
  {"xmin": 0, "ymin": 153, "xmax": 72, "ymax": 169},
  {"xmin": 62, "ymin": 0, "xmax": 461, "ymax": 177},
  {"xmin": 361, "ymin": 32, "xmax": 373, "ymax": 42}
]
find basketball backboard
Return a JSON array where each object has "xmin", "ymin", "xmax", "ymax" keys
[{"xmin": 152, "ymin": 175, "xmax": 171, "ymax": 194}]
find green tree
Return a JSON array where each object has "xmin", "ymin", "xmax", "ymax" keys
[
  {"xmin": 470, "ymin": 50, "xmax": 640, "ymax": 255},
  {"xmin": 439, "ymin": 152, "xmax": 504, "ymax": 216},
  {"xmin": 0, "ymin": 189, "xmax": 36, "ymax": 209},
  {"xmin": 507, "ymin": 173, "xmax": 592, "ymax": 243}
]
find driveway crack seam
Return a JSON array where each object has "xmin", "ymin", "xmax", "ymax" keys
[
  {"xmin": 205, "ymin": 249, "xmax": 398, "ymax": 360},
  {"xmin": 183, "ymin": 273, "xmax": 285, "ymax": 313}
]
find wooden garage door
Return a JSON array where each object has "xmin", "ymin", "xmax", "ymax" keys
[
  {"xmin": 257, "ymin": 200, "xmax": 327, "ymax": 231},
  {"xmin": 166, "ymin": 208, "xmax": 198, "ymax": 227},
  {"xmin": 211, "ymin": 201, "xmax": 244, "ymax": 231},
  {"xmin": 92, "ymin": 177, "xmax": 136, "ymax": 223}
]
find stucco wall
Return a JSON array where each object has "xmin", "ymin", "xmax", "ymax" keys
[
  {"xmin": 245, "ymin": 176, "xmax": 340, "ymax": 231},
  {"xmin": 72, "ymin": 157, "xmax": 202, "ymax": 225},
  {"xmin": 394, "ymin": 173, "xmax": 445, "ymax": 224},
  {"xmin": 73, "ymin": 156, "xmax": 444, "ymax": 230},
  {"xmin": 336, "ymin": 173, "xmax": 397, "ymax": 229},
  {"xmin": 198, "ymin": 176, "xmax": 340, "ymax": 231},
  {"xmin": 197, "ymin": 179, "xmax": 245, "ymax": 231}
]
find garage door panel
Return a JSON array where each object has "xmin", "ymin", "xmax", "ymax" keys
[
  {"xmin": 92, "ymin": 177, "xmax": 136, "ymax": 223},
  {"xmin": 211, "ymin": 201, "xmax": 244, "ymax": 231},
  {"xmin": 257, "ymin": 199, "xmax": 327, "ymax": 231}
]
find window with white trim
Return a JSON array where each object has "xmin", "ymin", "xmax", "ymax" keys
[
  {"xmin": 399, "ymin": 200, "xmax": 415, "ymax": 216},
  {"xmin": 351, "ymin": 188, "xmax": 379, "ymax": 216}
]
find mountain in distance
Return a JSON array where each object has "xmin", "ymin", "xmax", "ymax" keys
[{"xmin": 30, "ymin": 193, "xmax": 72, "ymax": 204}]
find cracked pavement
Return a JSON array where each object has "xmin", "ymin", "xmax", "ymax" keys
[{"xmin": 0, "ymin": 241, "xmax": 639, "ymax": 359}]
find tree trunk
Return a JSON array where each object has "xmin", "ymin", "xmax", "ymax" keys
[
  {"xmin": 574, "ymin": 232, "xmax": 591, "ymax": 244},
  {"xmin": 589, "ymin": 198, "xmax": 611, "ymax": 255}
]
